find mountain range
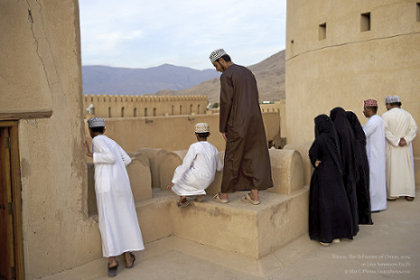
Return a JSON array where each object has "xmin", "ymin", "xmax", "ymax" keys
[
  {"xmin": 155, "ymin": 50, "xmax": 285, "ymax": 103},
  {"xmin": 82, "ymin": 50, "xmax": 285, "ymax": 102},
  {"xmin": 82, "ymin": 64, "xmax": 220, "ymax": 95}
]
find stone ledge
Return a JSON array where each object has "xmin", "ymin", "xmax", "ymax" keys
[{"xmin": 137, "ymin": 187, "xmax": 309, "ymax": 259}]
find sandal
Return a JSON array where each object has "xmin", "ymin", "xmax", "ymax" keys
[
  {"xmin": 108, "ymin": 261, "xmax": 118, "ymax": 277},
  {"xmin": 241, "ymin": 193, "xmax": 260, "ymax": 205},
  {"xmin": 177, "ymin": 198, "xmax": 191, "ymax": 208},
  {"xmin": 125, "ymin": 252, "xmax": 136, "ymax": 268},
  {"xmin": 213, "ymin": 193, "xmax": 229, "ymax": 204}
]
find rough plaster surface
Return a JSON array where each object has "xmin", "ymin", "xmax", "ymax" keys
[
  {"xmin": 1, "ymin": 1, "xmax": 101, "ymax": 278},
  {"xmin": 0, "ymin": 1, "xmax": 53, "ymax": 115},
  {"xmin": 286, "ymin": 0, "xmax": 420, "ymax": 185}
]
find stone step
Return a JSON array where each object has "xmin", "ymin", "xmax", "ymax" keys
[{"xmin": 136, "ymin": 187, "xmax": 309, "ymax": 259}]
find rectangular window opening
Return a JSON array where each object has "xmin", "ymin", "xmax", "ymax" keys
[
  {"xmin": 318, "ymin": 23, "xmax": 326, "ymax": 40},
  {"xmin": 417, "ymin": 3, "xmax": 420, "ymax": 22},
  {"xmin": 361, "ymin": 12, "xmax": 371, "ymax": 32}
]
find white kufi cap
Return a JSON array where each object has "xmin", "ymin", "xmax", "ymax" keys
[
  {"xmin": 194, "ymin": 122, "xmax": 209, "ymax": 133},
  {"xmin": 209, "ymin": 49, "xmax": 227, "ymax": 63},
  {"xmin": 87, "ymin": 117, "xmax": 105, "ymax": 128},
  {"xmin": 385, "ymin": 95, "xmax": 401, "ymax": 104}
]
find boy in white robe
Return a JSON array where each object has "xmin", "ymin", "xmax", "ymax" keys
[
  {"xmin": 167, "ymin": 123, "xmax": 223, "ymax": 207},
  {"xmin": 363, "ymin": 99, "xmax": 387, "ymax": 211},
  {"xmin": 382, "ymin": 96, "xmax": 417, "ymax": 201},
  {"xmin": 85, "ymin": 117, "xmax": 144, "ymax": 277}
]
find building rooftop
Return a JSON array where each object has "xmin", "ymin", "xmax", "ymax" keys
[{"xmin": 42, "ymin": 190, "xmax": 420, "ymax": 280}]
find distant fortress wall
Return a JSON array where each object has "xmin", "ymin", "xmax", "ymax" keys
[{"xmin": 83, "ymin": 95, "xmax": 209, "ymax": 118}]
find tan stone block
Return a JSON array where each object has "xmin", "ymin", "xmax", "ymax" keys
[
  {"xmin": 127, "ymin": 153, "xmax": 152, "ymax": 202},
  {"xmin": 159, "ymin": 151, "xmax": 184, "ymax": 191},
  {"xmin": 283, "ymin": 142, "xmax": 313, "ymax": 186},
  {"xmin": 268, "ymin": 149, "xmax": 305, "ymax": 194},
  {"xmin": 171, "ymin": 195, "xmax": 258, "ymax": 258},
  {"xmin": 258, "ymin": 187, "xmax": 309, "ymax": 257},
  {"xmin": 135, "ymin": 148, "xmax": 169, "ymax": 189},
  {"xmin": 136, "ymin": 191, "xmax": 174, "ymax": 243},
  {"xmin": 171, "ymin": 189, "xmax": 309, "ymax": 259}
]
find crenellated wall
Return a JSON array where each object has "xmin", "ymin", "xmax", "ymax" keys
[{"xmin": 83, "ymin": 94, "xmax": 208, "ymax": 118}]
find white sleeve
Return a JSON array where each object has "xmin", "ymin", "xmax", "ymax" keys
[
  {"xmin": 405, "ymin": 114, "xmax": 418, "ymax": 144},
  {"xmin": 363, "ymin": 119, "xmax": 376, "ymax": 138},
  {"xmin": 118, "ymin": 145, "xmax": 132, "ymax": 166},
  {"xmin": 92, "ymin": 138, "xmax": 115, "ymax": 164},
  {"xmin": 171, "ymin": 145, "xmax": 196, "ymax": 184}
]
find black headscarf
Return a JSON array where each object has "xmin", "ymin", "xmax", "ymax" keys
[
  {"xmin": 346, "ymin": 111, "xmax": 366, "ymax": 145},
  {"xmin": 345, "ymin": 111, "xmax": 373, "ymax": 225},
  {"xmin": 330, "ymin": 107, "xmax": 356, "ymax": 164},
  {"xmin": 314, "ymin": 114, "xmax": 343, "ymax": 175}
]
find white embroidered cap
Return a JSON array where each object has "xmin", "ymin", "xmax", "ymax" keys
[
  {"xmin": 87, "ymin": 117, "xmax": 105, "ymax": 128},
  {"xmin": 385, "ymin": 95, "xmax": 401, "ymax": 104},
  {"xmin": 209, "ymin": 49, "xmax": 227, "ymax": 63},
  {"xmin": 194, "ymin": 122, "xmax": 209, "ymax": 133}
]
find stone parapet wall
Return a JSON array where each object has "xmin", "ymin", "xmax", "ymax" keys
[{"xmin": 85, "ymin": 112, "xmax": 281, "ymax": 153}]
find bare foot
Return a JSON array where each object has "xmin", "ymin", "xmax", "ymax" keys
[
  {"xmin": 166, "ymin": 182, "xmax": 174, "ymax": 190},
  {"xmin": 124, "ymin": 252, "xmax": 135, "ymax": 268},
  {"xmin": 108, "ymin": 257, "xmax": 118, "ymax": 268},
  {"xmin": 250, "ymin": 189, "xmax": 259, "ymax": 201}
]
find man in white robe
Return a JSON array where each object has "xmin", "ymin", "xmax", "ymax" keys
[
  {"xmin": 363, "ymin": 99, "xmax": 387, "ymax": 211},
  {"xmin": 382, "ymin": 96, "xmax": 418, "ymax": 201},
  {"xmin": 167, "ymin": 123, "xmax": 223, "ymax": 207},
  {"xmin": 85, "ymin": 117, "xmax": 144, "ymax": 277}
]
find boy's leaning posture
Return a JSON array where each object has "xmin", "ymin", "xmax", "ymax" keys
[{"xmin": 85, "ymin": 117, "xmax": 144, "ymax": 277}]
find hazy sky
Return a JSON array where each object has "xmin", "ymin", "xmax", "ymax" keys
[{"xmin": 79, "ymin": 0, "xmax": 286, "ymax": 70}]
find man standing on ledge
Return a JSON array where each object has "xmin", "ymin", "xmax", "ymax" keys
[{"xmin": 209, "ymin": 49, "xmax": 273, "ymax": 205}]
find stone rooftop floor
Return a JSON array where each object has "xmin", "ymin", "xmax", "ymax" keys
[{"xmin": 42, "ymin": 191, "xmax": 420, "ymax": 280}]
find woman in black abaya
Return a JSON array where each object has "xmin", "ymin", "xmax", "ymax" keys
[
  {"xmin": 309, "ymin": 115, "xmax": 354, "ymax": 245},
  {"xmin": 346, "ymin": 111, "xmax": 373, "ymax": 225},
  {"xmin": 330, "ymin": 107, "xmax": 359, "ymax": 236}
]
